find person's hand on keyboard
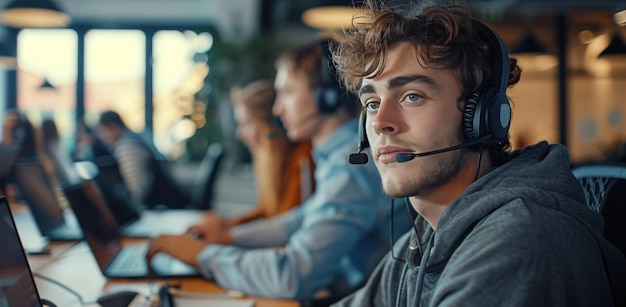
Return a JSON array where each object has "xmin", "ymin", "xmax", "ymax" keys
[
  {"xmin": 146, "ymin": 234, "xmax": 205, "ymax": 267},
  {"xmin": 185, "ymin": 212, "xmax": 234, "ymax": 245}
]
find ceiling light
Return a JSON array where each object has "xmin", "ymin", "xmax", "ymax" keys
[
  {"xmin": 599, "ymin": 33, "xmax": 626, "ymax": 57},
  {"xmin": 1, "ymin": 0, "xmax": 70, "ymax": 28},
  {"xmin": 578, "ymin": 25, "xmax": 601, "ymax": 45},
  {"xmin": 579, "ymin": 30, "xmax": 595, "ymax": 44},
  {"xmin": 302, "ymin": 6, "xmax": 367, "ymax": 31},
  {"xmin": 39, "ymin": 77, "xmax": 56, "ymax": 90},
  {"xmin": 614, "ymin": 9, "xmax": 626, "ymax": 26}
]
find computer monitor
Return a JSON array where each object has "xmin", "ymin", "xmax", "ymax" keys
[
  {"xmin": 11, "ymin": 157, "xmax": 82, "ymax": 242},
  {"xmin": 76, "ymin": 157, "xmax": 141, "ymax": 227},
  {"xmin": 0, "ymin": 144, "xmax": 20, "ymax": 181},
  {"xmin": 12, "ymin": 158, "xmax": 66, "ymax": 235},
  {"xmin": 0, "ymin": 195, "xmax": 45, "ymax": 306}
]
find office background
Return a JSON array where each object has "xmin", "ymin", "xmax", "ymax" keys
[{"xmin": 0, "ymin": 0, "xmax": 625, "ymax": 170}]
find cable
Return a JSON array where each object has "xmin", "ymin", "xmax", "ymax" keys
[
  {"xmin": 389, "ymin": 197, "xmax": 424, "ymax": 263},
  {"xmin": 33, "ymin": 272, "xmax": 98, "ymax": 306},
  {"xmin": 39, "ymin": 299, "xmax": 58, "ymax": 307},
  {"xmin": 404, "ymin": 197, "xmax": 423, "ymax": 256},
  {"xmin": 473, "ymin": 146, "xmax": 486, "ymax": 182},
  {"xmin": 414, "ymin": 232, "xmax": 435, "ymax": 304},
  {"xmin": 389, "ymin": 198, "xmax": 403, "ymax": 262}
]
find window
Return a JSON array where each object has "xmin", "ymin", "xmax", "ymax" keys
[
  {"xmin": 17, "ymin": 29, "xmax": 77, "ymax": 152},
  {"xmin": 14, "ymin": 28, "xmax": 214, "ymax": 159},
  {"xmin": 84, "ymin": 29, "xmax": 146, "ymax": 131}
]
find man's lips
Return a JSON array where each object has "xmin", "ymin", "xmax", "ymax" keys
[{"xmin": 376, "ymin": 145, "xmax": 413, "ymax": 163}]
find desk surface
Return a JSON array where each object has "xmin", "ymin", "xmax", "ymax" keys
[{"xmin": 28, "ymin": 241, "xmax": 300, "ymax": 307}]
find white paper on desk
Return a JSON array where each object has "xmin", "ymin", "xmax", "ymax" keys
[{"xmin": 174, "ymin": 296, "xmax": 255, "ymax": 307}]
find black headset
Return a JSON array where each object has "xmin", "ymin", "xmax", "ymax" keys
[
  {"xmin": 315, "ymin": 39, "xmax": 344, "ymax": 114},
  {"xmin": 353, "ymin": 19, "xmax": 511, "ymax": 153},
  {"xmin": 462, "ymin": 19, "xmax": 511, "ymax": 147}
]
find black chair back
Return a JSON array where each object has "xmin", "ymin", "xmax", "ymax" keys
[
  {"xmin": 572, "ymin": 162, "xmax": 626, "ymax": 256},
  {"xmin": 190, "ymin": 143, "xmax": 225, "ymax": 210}
]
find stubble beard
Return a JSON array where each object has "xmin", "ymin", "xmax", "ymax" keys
[{"xmin": 380, "ymin": 148, "xmax": 470, "ymax": 198}]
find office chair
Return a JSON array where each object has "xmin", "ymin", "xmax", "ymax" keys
[
  {"xmin": 189, "ymin": 142, "xmax": 225, "ymax": 210},
  {"xmin": 571, "ymin": 162, "xmax": 626, "ymax": 256}
]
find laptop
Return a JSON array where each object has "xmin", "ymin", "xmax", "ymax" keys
[
  {"xmin": 0, "ymin": 195, "xmax": 48, "ymax": 307},
  {"xmin": 0, "ymin": 144, "xmax": 20, "ymax": 180},
  {"xmin": 9, "ymin": 209, "xmax": 51, "ymax": 255},
  {"xmin": 11, "ymin": 158, "xmax": 83, "ymax": 241},
  {"xmin": 75, "ymin": 158, "xmax": 202, "ymax": 238},
  {"xmin": 62, "ymin": 179, "xmax": 199, "ymax": 279},
  {"xmin": 82, "ymin": 156, "xmax": 141, "ymax": 227}
]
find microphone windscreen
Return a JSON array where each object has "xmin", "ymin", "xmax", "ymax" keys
[
  {"xmin": 349, "ymin": 153, "xmax": 368, "ymax": 165},
  {"xmin": 395, "ymin": 153, "xmax": 416, "ymax": 163}
]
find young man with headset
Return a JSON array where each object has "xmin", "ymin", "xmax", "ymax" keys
[
  {"xmin": 147, "ymin": 38, "xmax": 412, "ymax": 303},
  {"xmin": 331, "ymin": 1, "xmax": 626, "ymax": 306}
]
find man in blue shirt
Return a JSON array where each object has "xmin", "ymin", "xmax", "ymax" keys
[{"xmin": 146, "ymin": 38, "xmax": 412, "ymax": 302}]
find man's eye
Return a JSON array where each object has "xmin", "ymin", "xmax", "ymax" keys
[
  {"xmin": 365, "ymin": 101, "xmax": 380, "ymax": 111},
  {"xmin": 404, "ymin": 93, "xmax": 423, "ymax": 103}
]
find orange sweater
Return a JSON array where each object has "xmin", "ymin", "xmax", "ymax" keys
[{"xmin": 229, "ymin": 141, "xmax": 315, "ymax": 225}]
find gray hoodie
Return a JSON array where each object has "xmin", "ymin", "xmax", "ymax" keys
[{"xmin": 334, "ymin": 142, "xmax": 626, "ymax": 307}]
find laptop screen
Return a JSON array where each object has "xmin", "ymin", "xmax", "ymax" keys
[
  {"xmin": 0, "ymin": 196, "xmax": 44, "ymax": 307},
  {"xmin": 62, "ymin": 180, "xmax": 122, "ymax": 271},
  {"xmin": 0, "ymin": 145, "xmax": 20, "ymax": 181},
  {"xmin": 87, "ymin": 157, "xmax": 141, "ymax": 226},
  {"xmin": 12, "ymin": 159, "xmax": 65, "ymax": 234}
]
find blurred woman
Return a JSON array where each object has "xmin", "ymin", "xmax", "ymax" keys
[
  {"xmin": 0, "ymin": 110, "xmax": 57, "ymax": 201},
  {"xmin": 222, "ymin": 79, "xmax": 315, "ymax": 225},
  {"xmin": 1, "ymin": 109, "xmax": 38, "ymax": 157}
]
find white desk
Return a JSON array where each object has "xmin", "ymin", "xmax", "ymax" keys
[{"xmin": 28, "ymin": 241, "xmax": 300, "ymax": 307}]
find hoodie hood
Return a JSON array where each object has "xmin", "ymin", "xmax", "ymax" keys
[{"xmin": 429, "ymin": 141, "xmax": 599, "ymax": 265}]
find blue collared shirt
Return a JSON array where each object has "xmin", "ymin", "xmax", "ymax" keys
[{"xmin": 197, "ymin": 118, "xmax": 411, "ymax": 300}]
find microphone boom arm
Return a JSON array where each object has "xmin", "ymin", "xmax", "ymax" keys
[{"xmin": 395, "ymin": 135, "xmax": 494, "ymax": 163}]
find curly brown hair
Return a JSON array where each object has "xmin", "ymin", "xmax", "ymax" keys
[{"xmin": 332, "ymin": 0, "xmax": 522, "ymax": 164}]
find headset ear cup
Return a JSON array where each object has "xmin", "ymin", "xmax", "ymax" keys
[
  {"xmin": 463, "ymin": 92, "xmax": 480, "ymax": 142},
  {"xmin": 317, "ymin": 86, "xmax": 340, "ymax": 114},
  {"xmin": 489, "ymin": 94, "xmax": 511, "ymax": 142},
  {"xmin": 316, "ymin": 39, "xmax": 342, "ymax": 114},
  {"xmin": 463, "ymin": 87, "xmax": 511, "ymax": 147}
]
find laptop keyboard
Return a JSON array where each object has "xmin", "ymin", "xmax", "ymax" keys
[
  {"xmin": 107, "ymin": 244, "xmax": 186, "ymax": 276},
  {"xmin": 46, "ymin": 224, "xmax": 83, "ymax": 240},
  {"xmin": 108, "ymin": 244, "xmax": 151, "ymax": 275}
]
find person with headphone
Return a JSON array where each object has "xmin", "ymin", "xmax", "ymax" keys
[
  {"xmin": 195, "ymin": 79, "xmax": 316, "ymax": 227},
  {"xmin": 331, "ymin": 1, "xmax": 626, "ymax": 307},
  {"xmin": 147, "ymin": 38, "xmax": 412, "ymax": 303}
]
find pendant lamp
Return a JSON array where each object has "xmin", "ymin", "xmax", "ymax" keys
[
  {"xmin": 302, "ymin": 6, "xmax": 366, "ymax": 31},
  {"xmin": 39, "ymin": 77, "xmax": 56, "ymax": 90},
  {"xmin": 1, "ymin": 0, "xmax": 70, "ymax": 28}
]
